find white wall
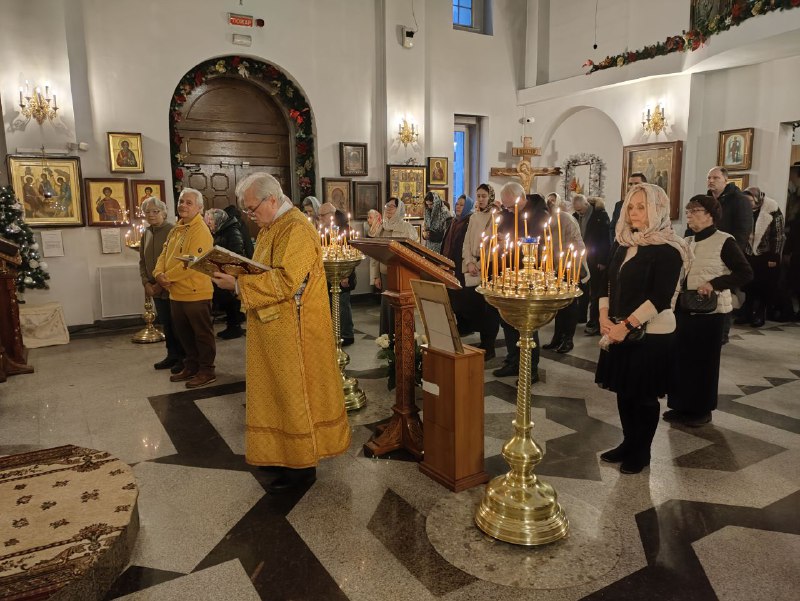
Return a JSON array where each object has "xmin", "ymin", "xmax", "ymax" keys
[
  {"xmin": 1, "ymin": 0, "xmax": 528, "ymax": 322},
  {"xmin": 547, "ymin": 0, "xmax": 689, "ymax": 82}
]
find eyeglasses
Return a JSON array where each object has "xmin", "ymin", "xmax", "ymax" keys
[
  {"xmin": 242, "ymin": 198, "xmax": 266, "ymax": 217},
  {"xmin": 685, "ymin": 208, "xmax": 707, "ymax": 215}
]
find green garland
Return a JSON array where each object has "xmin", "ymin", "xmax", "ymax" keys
[
  {"xmin": 584, "ymin": 0, "xmax": 800, "ymax": 74},
  {"xmin": 169, "ymin": 56, "xmax": 315, "ymax": 200}
]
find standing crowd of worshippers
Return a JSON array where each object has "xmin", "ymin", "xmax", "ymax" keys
[{"xmin": 136, "ymin": 160, "xmax": 794, "ymax": 487}]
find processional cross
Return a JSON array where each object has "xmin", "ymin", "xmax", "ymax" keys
[{"xmin": 490, "ymin": 136, "xmax": 562, "ymax": 194}]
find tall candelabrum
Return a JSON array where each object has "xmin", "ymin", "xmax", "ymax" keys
[
  {"xmin": 125, "ymin": 215, "xmax": 165, "ymax": 344},
  {"xmin": 321, "ymin": 221, "xmax": 367, "ymax": 411},
  {"xmin": 474, "ymin": 203, "xmax": 582, "ymax": 546}
]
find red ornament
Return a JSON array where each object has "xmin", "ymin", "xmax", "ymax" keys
[
  {"xmin": 194, "ymin": 70, "xmax": 204, "ymax": 86},
  {"xmin": 175, "ymin": 168, "xmax": 184, "ymax": 180},
  {"xmin": 231, "ymin": 56, "xmax": 241, "ymax": 67},
  {"xmin": 297, "ymin": 141, "xmax": 309, "ymax": 155}
]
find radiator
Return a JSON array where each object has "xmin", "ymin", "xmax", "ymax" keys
[{"xmin": 98, "ymin": 265, "xmax": 144, "ymax": 318}]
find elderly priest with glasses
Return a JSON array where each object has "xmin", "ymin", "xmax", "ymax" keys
[{"xmin": 212, "ymin": 173, "xmax": 351, "ymax": 493}]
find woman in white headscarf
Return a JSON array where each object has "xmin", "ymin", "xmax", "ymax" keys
[
  {"xmin": 301, "ymin": 196, "xmax": 321, "ymax": 229},
  {"xmin": 595, "ymin": 183, "xmax": 690, "ymax": 474},
  {"xmin": 370, "ymin": 196, "xmax": 418, "ymax": 335}
]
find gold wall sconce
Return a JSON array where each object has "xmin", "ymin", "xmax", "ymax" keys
[
  {"xmin": 19, "ymin": 81, "xmax": 59, "ymax": 124},
  {"xmin": 642, "ymin": 103, "xmax": 667, "ymax": 135},
  {"xmin": 398, "ymin": 117, "xmax": 419, "ymax": 147}
]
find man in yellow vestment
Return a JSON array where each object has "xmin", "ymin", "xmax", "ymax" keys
[{"xmin": 212, "ymin": 173, "xmax": 351, "ymax": 493}]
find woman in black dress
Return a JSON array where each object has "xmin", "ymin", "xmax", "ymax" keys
[
  {"xmin": 596, "ymin": 184, "xmax": 689, "ymax": 474},
  {"xmin": 665, "ymin": 195, "xmax": 752, "ymax": 426},
  {"xmin": 440, "ymin": 194, "xmax": 475, "ymax": 332}
]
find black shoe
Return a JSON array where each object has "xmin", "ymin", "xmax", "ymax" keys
[
  {"xmin": 170, "ymin": 361, "xmax": 185, "ymax": 374},
  {"xmin": 530, "ymin": 370, "xmax": 540, "ymax": 384},
  {"xmin": 750, "ymin": 318, "xmax": 765, "ymax": 328},
  {"xmin": 218, "ymin": 326, "xmax": 244, "ymax": 340},
  {"xmin": 542, "ymin": 338, "xmax": 562, "ymax": 350},
  {"xmin": 620, "ymin": 459, "xmax": 649, "ymax": 474},
  {"xmin": 600, "ymin": 445, "xmax": 627, "ymax": 463},
  {"xmin": 268, "ymin": 467, "xmax": 316, "ymax": 493},
  {"xmin": 493, "ymin": 363, "xmax": 519, "ymax": 377},
  {"xmin": 584, "ymin": 324, "xmax": 600, "ymax": 336},
  {"xmin": 153, "ymin": 357, "xmax": 178, "ymax": 370},
  {"xmin": 680, "ymin": 412, "xmax": 712, "ymax": 427},
  {"xmin": 662, "ymin": 409, "xmax": 685, "ymax": 423},
  {"xmin": 555, "ymin": 340, "xmax": 574, "ymax": 354},
  {"xmin": 341, "ymin": 337, "xmax": 355, "ymax": 347},
  {"xmin": 483, "ymin": 347, "xmax": 496, "ymax": 360}
]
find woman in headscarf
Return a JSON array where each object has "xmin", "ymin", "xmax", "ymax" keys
[
  {"xmin": 370, "ymin": 197, "xmax": 418, "ymax": 336},
  {"xmin": 364, "ymin": 209, "xmax": 382, "ymax": 238},
  {"xmin": 422, "ymin": 191, "xmax": 452, "ymax": 253},
  {"xmin": 665, "ymin": 195, "xmax": 752, "ymax": 428},
  {"xmin": 738, "ymin": 186, "xmax": 785, "ymax": 327},
  {"xmin": 205, "ymin": 208, "xmax": 246, "ymax": 339},
  {"xmin": 461, "ymin": 183, "xmax": 502, "ymax": 358},
  {"xmin": 595, "ymin": 183, "xmax": 690, "ymax": 474},
  {"xmin": 441, "ymin": 194, "xmax": 475, "ymax": 331},
  {"xmin": 301, "ymin": 196, "xmax": 322, "ymax": 229}
]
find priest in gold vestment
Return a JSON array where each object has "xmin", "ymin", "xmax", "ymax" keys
[{"xmin": 212, "ymin": 173, "xmax": 351, "ymax": 492}]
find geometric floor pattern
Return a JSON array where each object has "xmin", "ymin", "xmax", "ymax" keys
[{"xmin": 1, "ymin": 300, "xmax": 799, "ymax": 600}]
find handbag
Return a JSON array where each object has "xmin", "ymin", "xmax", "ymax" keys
[
  {"xmin": 610, "ymin": 317, "xmax": 646, "ymax": 345},
  {"xmin": 678, "ymin": 289, "xmax": 718, "ymax": 314}
]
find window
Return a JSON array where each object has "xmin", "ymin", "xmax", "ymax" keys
[
  {"xmin": 453, "ymin": 0, "xmax": 473, "ymax": 28},
  {"xmin": 453, "ymin": 0, "xmax": 489, "ymax": 34},
  {"xmin": 454, "ymin": 115, "xmax": 482, "ymax": 200}
]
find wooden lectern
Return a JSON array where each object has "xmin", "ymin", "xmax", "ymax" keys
[
  {"xmin": 351, "ymin": 238, "xmax": 460, "ymax": 459},
  {"xmin": 0, "ymin": 236, "xmax": 34, "ymax": 376},
  {"xmin": 419, "ymin": 344, "xmax": 489, "ymax": 491}
]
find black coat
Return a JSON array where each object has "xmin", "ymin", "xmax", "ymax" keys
[
  {"xmin": 213, "ymin": 217, "xmax": 245, "ymax": 256},
  {"xmin": 224, "ymin": 205, "xmax": 254, "ymax": 258},
  {"xmin": 574, "ymin": 205, "xmax": 611, "ymax": 269},
  {"xmin": 710, "ymin": 183, "xmax": 752, "ymax": 251}
]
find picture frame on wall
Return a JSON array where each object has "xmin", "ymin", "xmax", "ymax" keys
[
  {"xmin": 322, "ymin": 177, "xmax": 352, "ymax": 214},
  {"xmin": 84, "ymin": 178, "xmax": 131, "ymax": 226},
  {"xmin": 108, "ymin": 132, "xmax": 145, "ymax": 174},
  {"xmin": 427, "ymin": 187, "xmax": 449, "ymax": 207},
  {"xmin": 6, "ymin": 155, "xmax": 84, "ymax": 227},
  {"xmin": 621, "ymin": 140, "xmax": 683, "ymax": 220},
  {"xmin": 727, "ymin": 174, "xmax": 750, "ymax": 191},
  {"xmin": 427, "ymin": 156, "xmax": 448, "ymax": 186},
  {"xmin": 339, "ymin": 142, "xmax": 368, "ymax": 177},
  {"xmin": 717, "ymin": 128, "xmax": 753, "ymax": 171},
  {"xmin": 130, "ymin": 180, "xmax": 166, "ymax": 217},
  {"xmin": 353, "ymin": 181, "xmax": 382, "ymax": 220},
  {"xmin": 387, "ymin": 164, "xmax": 426, "ymax": 219}
]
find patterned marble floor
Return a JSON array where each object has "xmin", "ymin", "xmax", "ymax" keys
[{"xmin": 1, "ymin": 300, "xmax": 799, "ymax": 601}]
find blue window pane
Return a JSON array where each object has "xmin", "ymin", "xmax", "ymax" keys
[
  {"xmin": 462, "ymin": 0, "xmax": 472, "ymax": 8},
  {"xmin": 453, "ymin": 6, "xmax": 458, "ymax": 23},
  {"xmin": 453, "ymin": 131, "xmax": 466, "ymax": 200},
  {"xmin": 458, "ymin": 8, "xmax": 472, "ymax": 27}
]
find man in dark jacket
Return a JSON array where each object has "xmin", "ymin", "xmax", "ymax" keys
[
  {"xmin": 224, "ymin": 204, "xmax": 254, "ymax": 258},
  {"xmin": 704, "ymin": 166, "xmax": 753, "ymax": 343},
  {"xmin": 206, "ymin": 208, "xmax": 246, "ymax": 339},
  {"xmin": 574, "ymin": 194, "xmax": 611, "ymax": 335},
  {"xmin": 610, "ymin": 172, "xmax": 647, "ymax": 235}
]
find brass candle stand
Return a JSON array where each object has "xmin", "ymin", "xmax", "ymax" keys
[
  {"xmin": 323, "ymin": 248, "xmax": 367, "ymax": 412},
  {"xmin": 474, "ymin": 240, "xmax": 581, "ymax": 546},
  {"xmin": 125, "ymin": 239, "xmax": 166, "ymax": 345}
]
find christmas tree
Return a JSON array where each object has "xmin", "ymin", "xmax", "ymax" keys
[{"xmin": 0, "ymin": 185, "xmax": 50, "ymax": 293}]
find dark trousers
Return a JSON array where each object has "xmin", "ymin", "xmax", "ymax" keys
[
  {"xmin": 330, "ymin": 289, "xmax": 354, "ymax": 340},
  {"xmin": 617, "ymin": 393, "xmax": 659, "ymax": 464},
  {"xmin": 577, "ymin": 277, "xmax": 600, "ymax": 325},
  {"xmin": 171, "ymin": 300, "xmax": 216, "ymax": 376},
  {"xmin": 552, "ymin": 299, "xmax": 579, "ymax": 344},
  {"xmin": 152, "ymin": 297, "xmax": 184, "ymax": 360},
  {"xmin": 500, "ymin": 318, "xmax": 540, "ymax": 370},
  {"xmin": 213, "ymin": 287, "xmax": 242, "ymax": 329}
]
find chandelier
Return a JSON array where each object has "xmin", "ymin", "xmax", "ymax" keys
[
  {"xmin": 642, "ymin": 103, "xmax": 667, "ymax": 135},
  {"xmin": 19, "ymin": 81, "xmax": 58, "ymax": 125}
]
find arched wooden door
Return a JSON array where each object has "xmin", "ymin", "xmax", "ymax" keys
[{"xmin": 176, "ymin": 77, "xmax": 292, "ymax": 213}]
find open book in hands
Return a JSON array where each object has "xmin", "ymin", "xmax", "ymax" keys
[{"xmin": 177, "ymin": 246, "xmax": 270, "ymax": 277}]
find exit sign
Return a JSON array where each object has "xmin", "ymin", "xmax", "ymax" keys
[{"xmin": 228, "ymin": 13, "xmax": 253, "ymax": 27}]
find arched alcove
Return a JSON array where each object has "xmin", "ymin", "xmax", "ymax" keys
[{"xmin": 168, "ymin": 56, "xmax": 316, "ymax": 205}]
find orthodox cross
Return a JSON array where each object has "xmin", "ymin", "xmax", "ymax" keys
[{"xmin": 490, "ymin": 136, "xmax": 562, "ymax": 194}]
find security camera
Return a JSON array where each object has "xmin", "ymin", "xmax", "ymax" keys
[
  {"xmin": 520, "ymin": 117, "xmax": 535, "ymax": 124},
  {"xmin": 401, "ymin": 26, "xmax": 415, "ymax": 48}
]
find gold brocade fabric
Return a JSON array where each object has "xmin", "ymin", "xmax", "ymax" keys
[{"xmin": 238, "ymin": 208, "xmax": 351, "ymax": 467}]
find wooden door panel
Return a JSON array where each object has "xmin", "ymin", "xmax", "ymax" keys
[{"xmin": 184, "ymin": 136, "xmax": 289, "ymax": 164}]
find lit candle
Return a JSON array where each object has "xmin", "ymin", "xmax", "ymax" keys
[
  {"xmin": 558, "ymin": 251, "xmax": 564, "ymax": 282},
  {"xmin": 524, "ymin": 212, "xmax": 528, "ymax": 239},
  {"xmin": 514, "ymin": 198, "xmax": 519, "ymax": 272},
  {"xmin": 480, "ymin": 241, "xmax": 485, "ymax": 285},
  {"xmin": 492, "ymin": 244, "xmax": 498, "ymax": 284},
  {"xmin": 566, "ymin": 260, "xmax": 572, "ymax": 285},
  {"xmin": 575, "ymin": 249, "xmax": 585, "ymax": 285},
  {"xmin": 571, "ymin": 249, "xmax": 578, "ymax": 284}
]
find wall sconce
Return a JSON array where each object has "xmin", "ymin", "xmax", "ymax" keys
[
  {"xmin": 642, "ymin": 103, "xmax": 667, "ymax": 135},
  {"xmin": 398, "ymin": 117, "xmax": 419, "ymax": 148},
  {"xmin": 18, "ymin": 81, "xmax": 59, "ymax": 124}
]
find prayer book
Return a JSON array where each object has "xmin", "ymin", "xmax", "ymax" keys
[{"xmin": 178, "ymin": 246, "xmax": 269, "ymax": 277}]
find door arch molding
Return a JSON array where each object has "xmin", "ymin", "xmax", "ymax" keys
[{"xmin": 169, "ymin": 55, "xmax": 316, "ymax": 204}]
